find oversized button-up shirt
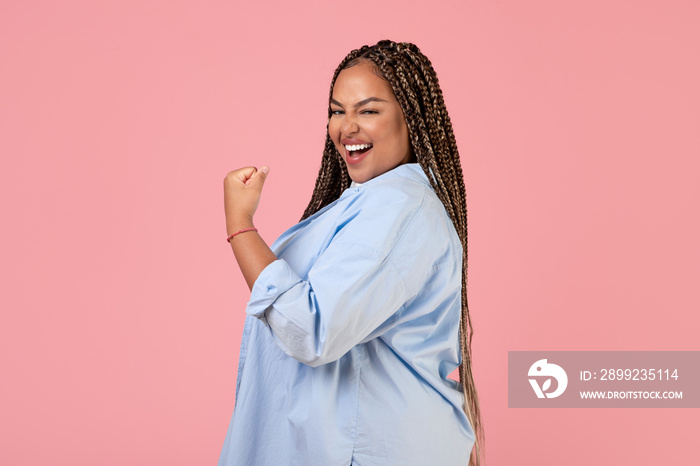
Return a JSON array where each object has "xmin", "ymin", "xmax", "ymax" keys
[{"xmin": 218, "ymin": 163, "xmax": 475, "ymax": 466}]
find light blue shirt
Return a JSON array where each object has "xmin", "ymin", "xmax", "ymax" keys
[{"xmin": 218, "ymin": 163, "xmax": 475, "ymax": 466}]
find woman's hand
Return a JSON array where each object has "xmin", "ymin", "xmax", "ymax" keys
[{"xmin": 224, "ymin": 166, "xmax": 269, "ymax": 235}]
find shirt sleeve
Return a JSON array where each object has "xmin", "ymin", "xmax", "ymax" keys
[{"xmin": 245, "ymin": 185, "xmax": 424, "ymax": 367}]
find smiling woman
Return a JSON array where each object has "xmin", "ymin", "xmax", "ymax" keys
[
  {"xmin": 221, "ymin": 40, "xmax": 483, "ymax": 466},
  {"xmin": 328, "ymin": 62, "xmax": 415, "ymax": 183}
]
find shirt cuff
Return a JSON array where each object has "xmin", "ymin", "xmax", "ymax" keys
[{"xmin": 245, "ymin": 259, "xmax": 303, "ymax": 319}]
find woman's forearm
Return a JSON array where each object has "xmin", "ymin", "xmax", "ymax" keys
[
  {"xmin": 223, "ymin": 166, "xmax": 276, "ymax": 289},
  {"xmin": 229, "ymin": 222, "xmax": 277, "ymax": 290}
]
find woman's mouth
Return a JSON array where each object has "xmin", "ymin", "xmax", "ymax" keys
[{"xmin": 344, "ymin": 143, "xmax": 373, "ymax": 165}]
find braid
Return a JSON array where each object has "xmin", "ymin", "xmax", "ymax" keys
[{"xmin": 302, "ymin": 40, "xmax": 483, "ymax": 466}]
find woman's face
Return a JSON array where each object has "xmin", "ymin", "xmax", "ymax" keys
[{"xmin": 328, "ymin": 61, "xmax": 414, "ymax": 184}]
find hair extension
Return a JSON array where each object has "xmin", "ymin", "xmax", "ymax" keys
[{"xmin": 301, "ymin": 40, "xmax": 484, "ymax": 466}]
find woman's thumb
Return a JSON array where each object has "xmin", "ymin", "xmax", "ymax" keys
[{"xmin": 252, "ymin": 166, "xmax": 269, "ymax": 188}]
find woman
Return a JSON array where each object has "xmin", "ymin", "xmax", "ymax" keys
[{"xmin": 221, "ymin": 40, "xmax": 483, "ymax": 466}]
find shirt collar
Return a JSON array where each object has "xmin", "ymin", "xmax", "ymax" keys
[{"xmin": 350, "ymin": 163, "xmax": 429, "ymax": 189}]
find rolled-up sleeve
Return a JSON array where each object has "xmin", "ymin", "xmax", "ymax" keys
[{"xmin": 246, "ymin": 259, "xmax": 304, "ymax": 318}]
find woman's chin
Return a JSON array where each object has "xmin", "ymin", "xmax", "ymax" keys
[{"xmin": 346, "ymin": 166, "xmax": 371, "ymax": 184}]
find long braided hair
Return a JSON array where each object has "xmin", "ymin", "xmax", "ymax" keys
[{"xmin": 301, "ymin": 40, "xmax": 483, "ymax": 465}]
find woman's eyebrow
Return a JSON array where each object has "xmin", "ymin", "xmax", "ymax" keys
[{"xmin": 330, "ymin": 97, "xmax": 389, "ymax": 108}]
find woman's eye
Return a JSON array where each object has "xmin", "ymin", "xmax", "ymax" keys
[
  {"xmin": 331, "ymin": 109, "xmax": 344, "ymax": 115},
  {"xmin": 361, "ymin": 110, "xmax": 378, "ymax": 115}
]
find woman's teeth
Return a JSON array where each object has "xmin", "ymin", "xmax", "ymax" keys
[{"xmin": 345, "ymin": 143, "xmax": 373, "ymax": 152}]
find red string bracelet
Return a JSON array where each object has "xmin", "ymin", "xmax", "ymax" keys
[{"xmin": 226, "ymin": 227, "xmax": 258, "ymax": 243}]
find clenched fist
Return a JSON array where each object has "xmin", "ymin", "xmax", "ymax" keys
[{"xmin": 224, "ymin": 166, "xmax": 269, "ymax": 236}]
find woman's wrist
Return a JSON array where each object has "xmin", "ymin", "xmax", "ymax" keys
[
  {"xmin": 227, "ymin": 227, "xmax": 257, "ymax": 243},
  {"xmin": 227, "ymin": 216, "xmax": 255, "ymax": 236}
]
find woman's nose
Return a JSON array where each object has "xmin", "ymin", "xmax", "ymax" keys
[{"xmin": 340, "ymin": 115, "xmax": 359, "ymax": 135}]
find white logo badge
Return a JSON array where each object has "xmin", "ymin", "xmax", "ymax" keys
[{"xmin": 528, "ymin": 359, "xmax": 568, "ymax": 398}]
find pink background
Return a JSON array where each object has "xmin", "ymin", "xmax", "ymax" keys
[{"xmin": 1, "ymin": 1, "xmax": 698, "ymax": 465}]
